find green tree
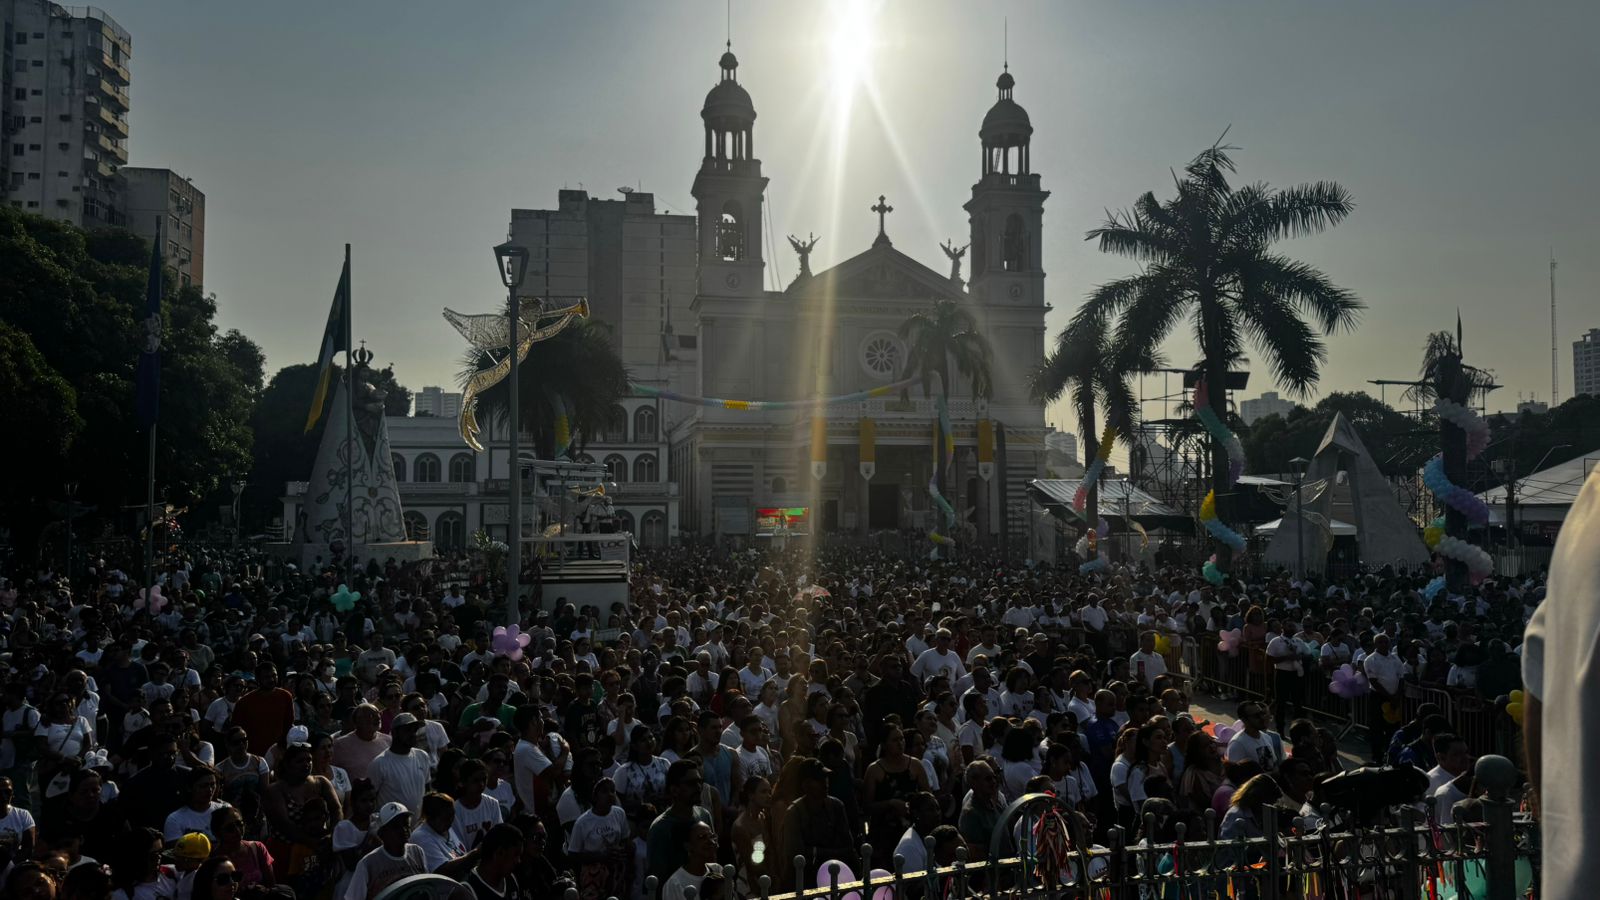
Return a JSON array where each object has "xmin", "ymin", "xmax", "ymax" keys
[
  {"xmin": 461, "ymin": 317, "xmax": 630, "ymax": 459},
  {"xmin": 1030, "ymin": 316, "xmax": 1143, "ymax": 533},
  {"xmin": 0, "ymin": 207, "xmax": 259, "ymax": 536},
  {"xmin": 899, "ymin": 298, "xmax": 994, "ymax": 502},
  {"xmin": 1074, "ymin": 144, "xmax": 1363, "ymax": 568}
]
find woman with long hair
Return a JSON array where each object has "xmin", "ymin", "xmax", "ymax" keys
[
  {"xmin": 777, "ymin": 676, "xmax": 811, "ymax": 752},
  {"xmin": 1179, "ymin": 732, "xmax": 1224, "ymax": 822},
  {"xmin": 108, "ymin": 828, "xmax": 173, "ymax": 900},
  {"xmin": 565, "ymin": 777, "xmax": 630, "ymax": 900},
  {"xmin": 659, "ymin": 716, "xmax": 696, "ymax": 764},
  {"xmin": 862, "ymin": 725, "xmax": 930, "ymax": 862},
  {"xmin": 612, "ymin": 727, "xmax": 669, "ymax": 816},
  {"xmin": 823, "ymin": 703, "xmax": 860, "ymax": 776},
  {"xmin": 189, "ymin": 858, "xmax": 241, "ymax": 900},
  {"xmin": 754, "ymin": 681, "xmax": 783, "ymax": 751},
  {"xmin": 309, "ymin": 732, "xmax": 351, "ymax": 809},
  {"xmin": 730, "ymin": 775, "xmax": 774, "ymax": 898},
  {"xmin": 210, "ymin": 806, "xmax": 275, "ymax": 889}
]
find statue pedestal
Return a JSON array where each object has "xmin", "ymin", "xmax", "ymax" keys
[{"xmin": 297, "ymin": 540, "xmax": 433, "ymax": 570}]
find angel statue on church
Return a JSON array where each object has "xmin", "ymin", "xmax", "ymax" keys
[
  {"xmin": 788, "ymin": 232, "xmax": 819, "ymax": 279},
  {"xmin": 941, "ymin": 239, "xmax": 969, "ymax": 282}
]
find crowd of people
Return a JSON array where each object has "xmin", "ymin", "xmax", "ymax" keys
[{"xmin": 0, "ymin": 540, "xmax": 1540, "ymax": 900}]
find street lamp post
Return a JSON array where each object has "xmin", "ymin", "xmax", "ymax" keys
[
  {"xmin": 494, "ymin": 241, "xmax": 530, "ymax": 627},
  {"xmin": 1289, "ymin": 457, "xmax": 1309, "ymax": 580},
  {"xmin": 231, "ymin": 481, "xmax": 247, "ymax": 550},
  {"xmin": 64, "ymin": 481, "xmax": 79, "ymax": 587}
]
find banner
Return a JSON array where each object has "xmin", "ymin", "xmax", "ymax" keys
[
  {"xmin": 976, "ymin": 418, "xmax": 994, "ymax": 482},
  {"xmin": 858, "ymin": 417, "xmax": 876, "ymax": 481},
  {"xmin": 810, "ymin": 415, "xmax": 827, "ymax": 480}
]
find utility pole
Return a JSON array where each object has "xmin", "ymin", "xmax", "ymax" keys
[{"xmin": 1550, "ymin": 254, "xmax": 1558, "ymax": 406}]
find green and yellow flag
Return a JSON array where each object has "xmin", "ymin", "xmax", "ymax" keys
[{"xmin": 305, "ymin": 254, "xmax": 350, "ymax": 432}]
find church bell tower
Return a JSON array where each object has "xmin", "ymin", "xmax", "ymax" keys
[
  {"xmin": 964, "ymin": 66, "xmax": 1048, "ymax": 306},
  {"xmin": 692, "ymin": 47, "xmax": 768, "ymax": 298}
]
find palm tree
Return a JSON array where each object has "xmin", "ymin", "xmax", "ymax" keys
[
  {"xmin": 1074, "ymin": 143, "xmax": 1363, "ymax": 568},
  {"xmin": 898, "ymin": 298, "xmax": 993, "ymax": 504},
  {"xmin": 1029, "ymin": 316, "xmax": 1146, "ymax": 536},
  {"xmin": 459, "ymin": 317, "xmax": 631, "ymax": 460}
]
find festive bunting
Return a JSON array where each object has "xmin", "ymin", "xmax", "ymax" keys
[
  {"xmin": 632, "ymin": 375, "xmax": 919, "ymax": 411},
  {"xmin": 545, "ymin": 388, "xmax": 572, "ymax": 459},
  {"xmin": 1423, "ymin": 398, "xmax": 1493, "ymax": 583},
  {"xmin": 1071, "ymin": 427, "xmax": 1119, "ymax": 512},
  {"xmin": 1199, "ymin": 491, "xmax": 1247, "ymax": 552},
  {"xmin": 1194, "ymin": 382, "xmax": 1245, "ymax": 487}
]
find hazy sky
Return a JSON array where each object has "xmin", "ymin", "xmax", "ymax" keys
[{"xmin": 119, "ymin": 0, "xmax": 1599, "ymax": 435}]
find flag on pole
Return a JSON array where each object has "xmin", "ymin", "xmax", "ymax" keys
[
  {"xmin": 135, "ymin": 224, "xmax": 163, "ymax": 427},
  {"xmin": 305, "ymin": 257, "xmax": 351, "ymax": 432}
]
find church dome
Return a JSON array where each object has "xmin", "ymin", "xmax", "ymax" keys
[
  {"xmin": 980, "ymin": 69, "xmax": 1031, "ymax": 146},
  {"xmin": 702, "ymin": 50, "xmax": 756, "ymax": 126}
]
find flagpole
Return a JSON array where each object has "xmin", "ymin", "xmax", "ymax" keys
[
  {"xmin": 344, "ymin": 243, "xmax": 355, "ymax": 570},
  {"xmin": 143, "ymin": 215, "xmax": 161, "ymax": 592}
]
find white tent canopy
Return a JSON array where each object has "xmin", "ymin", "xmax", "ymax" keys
[
  {"xmin": 1256, "ymin": 516, "xmax": 1357, "ymax": 537},
  {"xmin": 1479, "ymin": 451, "xmax": 1598, "ymax": 523}
]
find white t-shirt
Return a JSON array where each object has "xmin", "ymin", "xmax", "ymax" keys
[
  {"xmin": 453, "ymin": 794, "xmax": 503, "ymax": 849},
  {"xmin": 911, "ymin": 648, "xmax": 967, "ymax": 689},
  {"xmin": 0, "ymin": 806, "xmax": 36, "ymax": 850},
  {"xmin": 1225, "ymin": 730, "xmax": 1283, "ymax": 772},
  {"xmin": 1523, "ymin": 466, "xmax": 1600, "ymax": 900},
  {"xmin": 344, "ymin": 843, "xmax": 427, "ymax": 900},
  {"xmin": 368, "ymin": 749, "xmax": 432, "ymax": 815},
  {"xmin": 566, "ymin": 805, "xmax": 629, "ymax": 854},
  {"xmin": 1129, "ymin": 651, "xmax": 1167, "ymax": 689},
  {"xmin": 513, "ymin": 738, "xmax": 553, "ymax": 812},
  {"xmin": 409, "ymin": 823, "xmax": 466, "ymax": 872},
  {"xmin": 1362, "ymin": 652, "xmax": 1407, "ymax": 694},
  {"xmin": 662, "ymin": 863, "xmax": 723, "ymax": 900},
  {"xmin": 163, "ymin": 801, "xmax": 229, "ymax": 841},
  {"xmin": 1079, "ymin": 606, "xmax": 1109, "ymax": 632}
]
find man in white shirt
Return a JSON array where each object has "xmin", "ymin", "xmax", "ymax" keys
[
  {"xmin": 911, "ymin": 629, "xmax": 967, "ymax": 693},
  {"xmin": 1524, "ymin": 465, "xmax": 1600, "ymax": 900},
  {"xmin": 512, "ymin": 707, "xmax": 557, "ymax": 814},
  {"xmin": 1361, "ymin": 634, "xmax": 1408, "ymax": 758},
  {"xmin": 893, "ymin": 792, "xmax": 941, "ymax": 876},
  {"xmin": 368, "ymin": 714, "xmax": 433, "ymax": 816},
  {"xmin": 1224, "ymin": 702, "xmax": 1283, "ymax": 772},
  {"xmin": 1265, "ymin": 626, "xmax": 1304, "ymax": 733},
  {"xmin": 964, "ymin": 625, "xmax": 1003, "ymax": 667},
  {"xmin": 1128, "ymin": 631, "xmax": 1167, "ymax": 691},
  {"xmin": 345, "ymin": 802, "xmax": 427, "ymax": 900}
]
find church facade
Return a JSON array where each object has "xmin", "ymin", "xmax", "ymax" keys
[{"xmin": 670, "ymin": 49, "xmax": 1051, "ymax": 546}]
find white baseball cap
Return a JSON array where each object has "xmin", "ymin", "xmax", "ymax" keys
[{"xmin": 375, "ymin": 802, "xmax": 410, "ymax": 831}]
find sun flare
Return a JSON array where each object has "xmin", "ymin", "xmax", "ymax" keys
[{"xmin": 826, "ymin": 0, "xmax": 879, "ymax": 106}]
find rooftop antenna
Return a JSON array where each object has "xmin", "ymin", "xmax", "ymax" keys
[
  {"xmin": 1551, "ymin": 252, "xmax": 1559, "ymax": 406},
  {"xmin": 726, "ymin": 0, "xmax": 732, "ymax": 51},
  {"xmin": 1003, "ymin": 17, "xmax": 1008, "ymax": 71}
]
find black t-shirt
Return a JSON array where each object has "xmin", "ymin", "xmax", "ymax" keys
[{"xmin": 466, "ymin": 869, "xmax": 519, "ymax": 900}]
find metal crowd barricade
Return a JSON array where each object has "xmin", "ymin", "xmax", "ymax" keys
[{"xmin": 737, "ymin": 802, "xmax": 1537, "ymax": 900}]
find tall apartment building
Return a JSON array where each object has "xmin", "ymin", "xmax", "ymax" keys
[
  {"xmin": 1576, "ymin": 329, "xmax": 1600, "ymax": 399},
  {"xmin": 503, "ymin": 188, "xmax": 697, "ymax": 539},
  {"xmin": 1, "ymin": 1, "xmax": 130, "ymax": 227},
  {"xmin": 413, "ymin": 386, "xmax": 462, "ymax": 419},
  {"xmin": 1240, "ymin": 390, "xmax": 1295, "ymax": 425},
  {"xmin": 122, "ymin": 166, "xmax": 204, "ymax": 286}
]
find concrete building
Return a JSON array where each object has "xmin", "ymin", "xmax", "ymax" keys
[
  {"xmin": 1240, "ymin": 390, "xmax": 1294, "ymax": 425},
  {"xmin": 279, "ymin": 413, "xmax": 680, "ymax": 553},
  {"xmin": 1, "ymin": 1, "xmax": 129, "ymax": 227},
  {"xmin": 1574, "ymin": 329, "xmax": 1600, "ymax": 399},
  {"xmin": 674, "ymin": 50, "xmax": 1047, "ymax": 543},
  {"xmin": 1516, "ymin": 399, "xmax": 1549, "ymax": 416},
  {"xmin": 1044, "ymin": 430, "xmax": 1077, "ymax": 463},
  {"xmin": 121, "ymin": 166, "xmax": 203, "ymax": 286},
  {"xmin": 413, "ymin": 386, "xmax": 463, "ymax": 419}
]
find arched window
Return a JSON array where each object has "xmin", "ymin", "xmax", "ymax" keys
[
  {"xmin": 434, "ymin": 511, "xmax": 465, "ymax": 550},
  {"xmin": 575, "ymin": 453, "xmax": 595, "ymax": 465},
  {"xmin": 615, "ymin": 510, "xmax": 635, "ymax": 535},
  {"xmin": 717, "ymin": 199, "xmax": 745, "ymax": 261},
  {"xmin": 414, "ymin": 453, "xmax": 441, "ymax": 483},
  {"xmin": 1002, "ymin": 213, "xmax": 1027, "ymax": 272},
  {"xmin": 771, "ymin": 476, "xmax": 787, "ymax": 494},
  {"xmin": 633, "ymin": 453, "xmax": 658, "ymax": 483},
  {"xmin": 634, "ymin": 406, "xmax": 657, "ymax": 442},
  {"xmin": 640, "ymin": 511, "xmax": 667, "ymax": 548},
  {"xmin": 448, "ymin": 453, "xmax": 475, "ymax": 483},
  {"xmin": 391, "ymin": 453, "xmax": 407, "ymax": 482},
  {"xmin": 602, "ymin": 406, "xmax": 628, "ymax": 443},
  {"xmin": 402, "ymin": 510, "xmax": 428, "ymax": 541},
  {"xmin": 603, "ymin": 454, "xmax": 628, "ymax": 484}
]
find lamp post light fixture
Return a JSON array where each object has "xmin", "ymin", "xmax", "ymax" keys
[
  {"xmin": 1289, "ymin": 457, "xmax": 1309, "ymax": 580},
  {"xmin": 64, "ymin": 481, "xmax": 79, "ymax": 588},
  {"xmin": 493, "ymin": 241, "xmax": 530, "ymax": 627},
  {"xmin": 231, "ymin": 481, "xmax": 248, "ymax": 549}
]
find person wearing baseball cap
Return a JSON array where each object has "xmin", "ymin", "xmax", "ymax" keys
[
  {"xmin": 343, "ymin": 802, "xmax": 426, "ymax": 900},
  {"xmin": 169, "ymin": 831, "xmax": 211, "ymax": 900},
  {"xmin": 367, "ymin": 713, "xmax": 430, "ymax": 816}
]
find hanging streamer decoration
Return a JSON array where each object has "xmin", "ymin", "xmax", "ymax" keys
[
  {"xmin": 632, "ymin": 375, "xmax": 919, "ymax": 411},
  {"xmin": 926, "ymin": 390, "xmax": 958, "ymax": 550},
  {"xmin": 448, "ymin": 299, "xmax": 590, "ymax": 452},
  {"xmin": 1193, "ymin": 381, "xmax": 1247, "ymax": 572},
  {"xmin": 545, "ymin": 388, "xmax": 572, "ymax": 459},
  {"xmin": 1202, "ymin": 555, "xmax": 1226, "ymax": 586},
  {"xmin": 1422, "ymin": 516, "xmax": 1448, "ymax": 600},
  {"xmin": 1423, "ymin": 399, "xmax": 1494, "ymax": 582},
  {"xmin": 1194, "ymin": 382, "xmax": 1245, "ymax": 486},
  {"xmin": 1071, "ymin": 426, "xmax": 1119, "ymax": 512},
  {"xmin": 1200, "ymin": 490, "xmax": 1247, "ymax": 553},
  {"xmin": 1078, "ymin": 528, "xmax": 1109, "ymax": 574}
]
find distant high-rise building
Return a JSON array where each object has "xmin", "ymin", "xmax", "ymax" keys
[
  {"xmin": 0, "ymin": 1, "xmax": 130, "ymax": 227},
  {"xmin": 1044, "ymin": 430, "xmax": 1078, "ymax": 463},
  {"xmin": 413, "ymin": 386, "xmax": 462, "ymax": 419},
  {"xmin": 1574, "ymin": 329, "xmax": 1600, "ymax": 399},
  {"xmin": 1240, "ymin": 390, "xmax": 1294, "ymax": 425},
  {"xmin": 121, "ymin": 167, "xmax": 204, "ymax": 286}
]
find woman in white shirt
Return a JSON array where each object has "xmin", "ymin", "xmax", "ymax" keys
[
  {"xmin": 567, "ymin": 778, "xmax": 631, "ymax": 899},
  {"xmin": 612, "ymin": 729, "xmax": 670, "ymax": 815},
  {"xmin": 163, "ymin": 767, "xmax": 229, "ymax": 841},
  {"xmin": 998, "ymin": 669, "xmax": 1035, "ymax": 719},
  {"xmin": 35, "ymin": 693, "xmax": 94, "ymax": 774}
]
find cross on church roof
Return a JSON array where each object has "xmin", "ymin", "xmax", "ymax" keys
[{"xmin": 871, "ymin": 194, "xmax": 894, "ymax": 247}]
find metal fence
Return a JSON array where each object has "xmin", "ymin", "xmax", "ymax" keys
[
  {"xmin": 1192, "ymin": 633, "xmax": 1521, "ymax": 756},
  {"xmin": 558, "ymin": 800, "xmax": 1536, "ymax": 900}
]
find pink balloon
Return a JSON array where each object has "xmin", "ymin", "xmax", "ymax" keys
[
  {"xmin": 868, "ymin": 869, "xmax": 893, "ymax": 900},
  {"xmin": 1215, "ymin": 725, "xmax": 1237, "ymax": 744},
  {"xmin": 818, "ymin": 860, "xmax": 856, "ymax": 895}
]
